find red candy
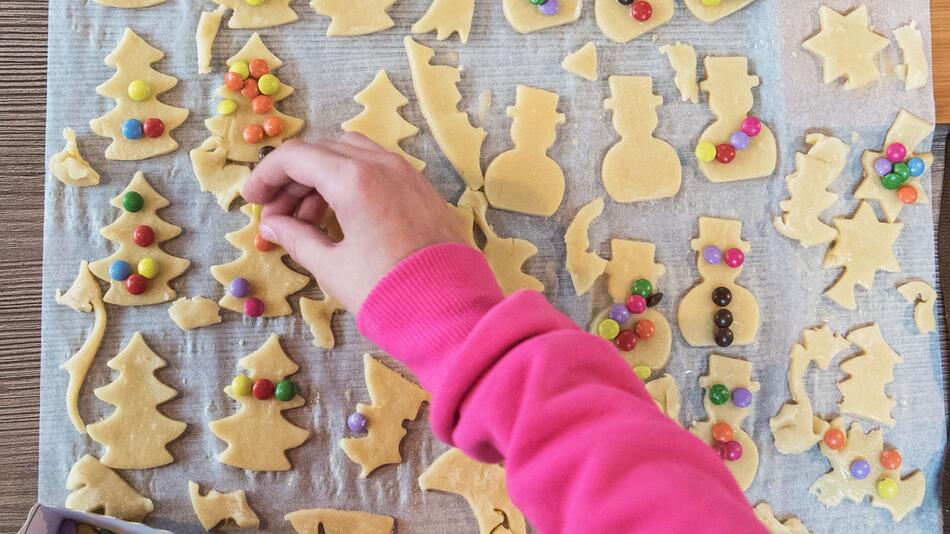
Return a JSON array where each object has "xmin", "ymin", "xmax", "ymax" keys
[
  {"xmin": 254, "ymin": 234, "xmax": 274, "ymax": 252},
  {"xmin": 615, "ymin": 330, "xmax": 638, "ymax": 352},
  {"xmin": 132, "ymin": 225, "xmax": 155, "ymax": 247},
  {"xmin": 897, "ymin": 185, "xmax": 918, "ymax": 205},
  {"xmin": 244, "ymin": 297, "xmax": 265, "ymax": 317},
  {"xmin": 252, "ymin": 95, "xmax": 273, "ymax": 115},
  {"xmin": 252, "ymin": 378, "xmax": 274, "ymax": 400},
  {"xmin": 262, "ymin": 116, "xmax": 284, "ymax": 137},
  {"xmin": 715, "ymin": 143, "xmax": 736, "ymax": 164},
  {"xmin": 724, "ymin": 247, "xmax": 744, "ymax": 268},
  {"xmin": 241, "ymin": 79, "xmax": 260, "ymax": 99},
  {"xmin": 880, "ymin": 449, "xmax": 902, "ymax": 470},
  {"xmin": 630, "ymin": 1, "xmax": 652, "ymax": 21},
  {"xmin": 823, "ymin": 428, "xmax": 846, "ymax": 450},
  {"xmin": 143, "ymin": 118, "xmax": 165, "ymax": 138},
  {"xmin": 125, "ymin": 274, "xmax": 147, "ymax": 295},
  {"xmin": 249, "ymin": 58, "xmax": 270, "ymax": 79},
  {"xmin": 741, "ymin": 116, "xmax": 762, "ymax": 137},
  {"xmin": 243, "ymin": 124, "xmax": 265, "ymax": 144},
  {"xmin": 634, "ymin": 319, "xmax": 655, "ymax": 340},
  {"xmin": 224, "ymin": 71, "xmax": 243, "ymax": 92}
]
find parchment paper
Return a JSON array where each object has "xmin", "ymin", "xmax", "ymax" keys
[{"xmin": 39, "ymin": 0, "xmax": 944, "ymax": 532}]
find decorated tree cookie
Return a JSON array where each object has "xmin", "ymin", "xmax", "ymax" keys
[
  {"xmin": 49, "ymin": 128, "xmax": 100, "ymax": 187},
  {"xmin": 602, "ymin": 75, "xmax": 680, "ymax": 202},
  {"xmin": 682, "ymin": 0, "xmax": 760, "ymax": 22},
  {"xmin": 690, "ymin": 354, "xmax": 761, "ymax": 491},
  {"xmin": 838, "ymin": 324, "xmax": 902, "ymax": 427},
  {"xmin": 561, "ymin": 42, "xmax": 598, "ymax": 81},
  {"xmin": 502, "ymin": 0, "xmax": 584, "ymax": 33},
  {"xmin": 693, "ymin": 56, "xmax": 776, "ymax": 183},
  {"xmin": 300, "ymin": 292, "xmax": 345, "ymax": 349},
  {"xmin": 212, "ymin": 0, "xmax": 298, "ymax": 29},
  {"xmin": 66, "ymin": 455, "xmax": 154, "ymax": 522},
  {"xmin": 192, "ymin": 33, "xmax": 304, "ymax": 210},
  {"xmin": 87, "ymin": 333, "xmax": 186, "ymax": 469},
  {"xmin": 210, "ymin": 204, "xmax": 310, "ymax": 318},
  {"xmin": 753, "ymin": 503, "xmax": 811, "ymax": 534},
  {"xmin": 897, "ymin": 280, "xmax": 937, "ymax": 334},
  {"xmin": 660, "ymin": 42, "xmax": 698, "ymax": 103},
  {"xmin": 564, "ymin": 198, "xmax": 607, "ymax": 295},
  {"xmin": 89, "ymin": 28, "xmax": 188, "ymax": 161},
  {"xmin": 285, "ymin": 509, "xmax": 394, "ymax": 534},
  {"xmin": 311, "ymin": 0, "xmax": 397, "ymax": 36},
  {"xmin": 485, "ymin": 85, "xmax": 566, "ymax": 217},
  {"xmin": 341, "ymin": 354, "xmax": 430, "ymax": 477},
  {"xmin": 802, "ymin": 5, "xmax": 889, "ymax": 91},
  {"xmin": 89, "ymin": 171, "xmax": 190, "ymax": 306},
  {"xmin": 188, "ymin": 481, "xmax": 260, "ymax": 530},
  {"xmin": 412, "ymin": 0, "xmax": 476, "ymax": 43},
  {"xmin": 209, "ymin": 334, "xmax": 309, "ymax": 471},
  {"xmin": 677, "ymin": 217, "xmax": 759, "ymax": 347},
  {"xmin": 595, "ymin": 0, "xmax": 673, "ymax": 43}
]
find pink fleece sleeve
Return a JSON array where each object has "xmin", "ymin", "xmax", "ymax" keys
[{"xmin": 357, "ymin": 243, "xmax": 767, "ymax": 533}]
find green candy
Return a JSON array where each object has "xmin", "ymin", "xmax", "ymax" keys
[
  {"xmin": 123, "ymin": 191, "xmax": 144, "ymax": 212},
  {"xmin": 880, "ymin": 172, "xmax": 907, "ymax": 191},
  {"xmin": 893, "ymin": 162, "xmax": 910, "ymax": 179},
  {"xmin": 709, "ymin": 383, "xmax": 730, "ymax": 405},
  {"xmin": 529, "ymin": 0, "xmax": 545, "ymax": 4},
  {"xmin": 275, "ymin": 379, "xmax": 296, "ymax": 401},
  {"xmin": 630, "ymin": 278, "xmax": 653, "ymax": 298}
]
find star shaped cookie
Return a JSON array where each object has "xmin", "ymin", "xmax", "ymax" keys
[{"xmin": 803, "ymin": 5, "xmax": 890, "ymax": 90}]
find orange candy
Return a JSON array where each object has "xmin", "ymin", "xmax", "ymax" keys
[
  {"xmin": 252, "ymin": 95, "xmax": 273, "ymax": 115},
  {"xmin": 243, "ymin": 124, "xmax": 264, "ymax": 144},
  {"xmin": 880, "ymin": 449, "xmax": 902, "ymax": 470},
  {"xmin": 241, "ymin": 79, "xmax": 260, "ymax": 99},
  {"xmin": 254, "ymin": 234, "xmax": 274, "ymax": 252},
  {"xmin": 263, "ymin": 116, "xmax": 284, "ymax": 137},
  {"xmin": 224, "ymin": 71, "xmax": 243, "ymax": 92},
  {"xmin": 823, "ymin": 428, "xmax": 846, "ymax": 450},
  {"xmin": 249, "ymin": 58, "xmax": 270, "ymax": 79},
  {"xmin": 897, "ymin": 184, "xmax": 918, "ymax": 205},
  {"xmin": 634, "ymin": 319, "xmax": 655, "ymax": 340},
  {"xmin": 711, "ymin": 421, "xmax": 733, "ymax": 443}
]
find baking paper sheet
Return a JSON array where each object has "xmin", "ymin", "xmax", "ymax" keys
[{"xmin": 39, "ymin": 0, "xmax": 944, "ymax": 532}]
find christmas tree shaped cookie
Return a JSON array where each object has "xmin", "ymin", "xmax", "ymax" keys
[
  {"xmin": 90, "ymin": 28, "xmax": 188, "ymax": 161},
  {"xmin": 188, "ymin": 481, "xmax": 260, "ymax": 530},
  {"xmin": 285, "ymin": 509, "xmax": 394, "ymax": 533},
  {"xmin": 595, "ymin": 0, "xmax": 673, "ymax": 43},
  {"xmin": 694, "ymin": 57, "xmax": 776, "ymax": 183},
  {"xmin": 412, "ymin": 0, "xmax": 476, "ymax": 43},
  {"xmin": 485, "ymin": 85, "xmax": 566, "ymax": 217},
  {"xmin": 209, "ymin": 334, "xmax": 309, "ymax": 471},
  {"xmin": 602, "ymin": 75, "xmax": 680, "ymax": 202},
  {"xmin": 311, "ymin": 0, "xmax": 397, "ymax": 36},
  {"xmin": 561, "ymin": 42, "xmax": 598, "ymax": 81},
  {"xmin": 690, "ymin": 354, "xmax": 761, "ymax": 491},
  {"xmin": 838, "ymin": 324, "xmax": 902, "ymax": 426},
  {"xmin": 210, "ymin": 204, "xmax": 310, "ymax": 318},
  {"xmin": 564, "ymin": 198, "xmax": 607, "ymax": 295},
  {"xmin": 774, "ymin": 134, "xmax": 849, "ymax": 248},
  {"xmin": 341, "ymin": 354, "xmax": 430, "ymax": 477},
  {"xmin": 49, "ymin": 128, "xmax": 100, "ymax": 187},
  {"xmin": 342, "ymin": 70, "xmax": 425, "ymax": 171},
  {"xmin": 87, "ymin": 333, "xmax": 186, "ymax": 469},
  {"xmin": 683, "ymin": 0, "xmax": 759, "ymax": 22},
  {"xmin": 677, "ymin": 217, "xmax": 759, "ymax": 347},
  {"xmin": 94, "ymin": 0, "xmax": 165, "ymax": 7},
  {"xmin": 300, "ymin": 292, "xmax": 345, "ymax": 349},
  {"xmin": 66, "ymin": 455, "xmax": 154, "ymax": 522},
  {"xmin": 802, "ymin": 5, "xmax": 889, "ymax": 91},
  {"xmin": 89, "ymin": 172, "xmax": 190, "ymax": 306},
  {"xmin": 212, "ymin": 0, "xmax": 298, "ymax": 28},
  {"xmin": 502, "ymin": 0, "xmax": 584, "ymax": 34},
  {"xmin": 419, "ymin": 448, "xmax": 527, "ymax": 534}
]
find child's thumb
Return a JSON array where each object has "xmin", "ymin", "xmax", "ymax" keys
[{"xmin": 259, "ymin": 215, "xmax": 334, "ymax": 280}]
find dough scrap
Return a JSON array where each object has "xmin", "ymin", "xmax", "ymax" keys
[
  {"xmin": 419, "ymin": 448, "xmax": 527, "ymax": 534},
  {"xmin": 837, "ymin": 324, "xmax": 902, "ymax": 426},
  {"xmin": 773, "ymin": 134, "xmax": 849, "ymax": 247},
  {"xmin": 690, "ymin": 354, "xmax": 760, "ymax": 491},
  {"xmin": 753, "ymin": 503, "xmax": 811, "ymax": 534},
  {"xmin": 87, "ymin": 333, "xmax": 186, "ymax": 469},
  {"xmin": 168, "ymin": 296, "xmax": 222, "ymax": 331},
  {"xmin": 300, "ymin": 293, "xmax": 345, "ymax": 349},
  {"xmin": 484, "ymin": 85, "xmax": 565, "ymax": 217},
  {"xmin": 311, "ymin": 0, "xmax": 396, "ymax": 36},
  {"xmin": 810, "ymin": 419, "xmax": 925, "ymax": 521},
  {"xmin": 209, "ymin": 334, "xmax": 309, "ymax": 471},
  {"xmin": 412, "ymin": 0, "xmax": 475, "ymax": 43},
  {"xmin": 564, "ymin": 198, "xmax": 607, "ymax": 295},
  {"xmin": 341, "ymin": 354, "xmax": 430, "ymax": 477},
  {"xmin": 285, "ymin": 509, "xmax": 394, "ymax": 534},
  {"xmin": 66, "ymin": 455, "xmax": 154, "ymax": 522},
  {"xmin": 677, "ymin": 217, "xmax": 759, "ymax": 346},
  {"xmin": 893, "ymin": 22, "xmax": 928, "ymax": 91},
  {"xmin": 343, "ymin": 70, "xmax": 425, "ymax": 171},
  {"xmin": 404, "ymin": 37, "xmax": 486, "ymax": 190},
  {"xmin": 602, "ymin": 75, "xmax": 681, "ymax": 202},
  {"xmin": 88, "ymin": 171, "xmax": 191, "ymax": 306},
  {"xmin": 595, "ymin": 0, "xmax": 672, "ymax": 43},
  {"xmin": 659, "ymin": 42, "xmax": 698, "ymax": 103},
  {"xmin": 683, "ymin": 0, "xmax": 758, "ymax": 22},
  {"xmin": 188, "ymin": 481, "xmax": 260, "ymax": 530},
  {"xmin": 802, "ymin": 5, "xmax": 890, "ymax": 90},
  {"xmin": 212, "ymin": 0, "xmax": 298, "ymax": 29},
  {"xmin": 769, "ymin": 325, "xmax": 851, "ymax": 454},
  {"xmin": 896, "ymin": 280, "xmax": 937, "ymax": 334},
  {"xmin": 502, "ymin": 0, "xmax": 583, "ymax": 33},
  {"xmin": 210, "ymin": 204, "xmax": 310, "ymax": 317},
  {"xmin": 56, "ymin": 261, "xmax": 107, "ymax": 434},
  {"xmin": 645, "ymin": 374, "xmax": 680, "ymax": 421},
  {"xmin": 197, "ymin": 6, "xmax": 225, "ymax": 75},
  {"xmin": 89, "ymin": 28, "xmax": 189, "ymax": 161},
  {"xmin": 190, "ymin": 136, "xmax": 251, "ymax": 210},
  {"xmin": 823, "ymin": 202, "xmax": 902, "ymax": 310},
  {"xmin": 696, "ymin": 56, "xmax": 776, "ymax": 182},
  {"xmin": 854, "ymin": 109, "xmax": 933, "ymax": 223},
  {"xmin": 93, "ymin": 0, "xmax": 164, "ymax": 8},
  {"xmin": 561, "ymin": 42, "xmax": 598, "ymax": 81},
  {"xmin": 49, "ymin": 128, "xmax": 100, "ymax": 187},
  {"xmin": 458, "ymin": 189, "xmax": 544, "ymax": 295}
]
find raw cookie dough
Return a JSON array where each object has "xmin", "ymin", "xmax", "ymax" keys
[
  {"xmin": 602, "ymin": 75, "xmax": 681, "ymax": 202},
  {"xmin": 645, "ymin": 374, "xmax": 680, "ymax": 421},
  {"xmin": 56, "ymin": 261, "xmax": 107, "ymax": 434},
  {"xmin": 311, "ymin": 0, "xmax": 396, "ymax": 36},
  {"xmin": 802, "ymin": 5, "xmax": 889, "ymax": 90},
  {"xmin": 285, "ymin": 509, "xmax": 394, "ymax": 534},
  {"xmin": 209, "ymin": 334, "xmax": 309, "ymax": 471},
  {"xmin": 696, "ymin": 56, "xmax": 776, "ymax": 182},
  {"xmin": 810, "ymin": 419, "xmax": 926, "ymax": 521},
  {"xmin": 894, "ymin": 22, "xmax": 928, "ymax": 91},
  {"xmin": 210, "ymin": 204, "xmax": 310, "ymax": 317},
  {"xmin": 419, "ymin": 448, "xmax": 527, "ymax": 534},
  {"xmin": 89, "ymin": 28, "xmax": 189, "ymax": 161},
  {"xmin": 66, "ymin": 455, "xmax": 154, "ymax": 522},
  {"xmin": 340, "ymin": 354, "xmax": 430, "ymax": 477},
  {"xmin": 94, "ymin": 0, "xmax": 165, "ymax": 8},
  {"xmin": 196, "ymin": 6, "xmax": 225, "ymax": 75},
  {"xmin": 168, "ymin": 296, "xmax": 222, "ymax": 331},
  {"xmin": 838, "ymin": 324, "xmax": 902, "ymax": 426},
  {"xmin": 564, "ymin": 197, "xmax": 607, "ymax": 295},
  {"xmin": 49, "ymin": 128, "xmax": 100, "ymax": 187},
  {"xmin": 753, "ymin": 503, "xmax": 811, "ymax": 534},
  {"xmin": 769, "ymin": 325, "xmax": 850, "ymax": 454},
  {"xmin": 502, "ymin": 0, "xmax": 583, "ymax": 33},
  {"xmin": 88, "ymin": 171, "xmax": 191, "ymax": 306},
  {"xmin": 677, "ymin": 217, "xmax": 759, "ymax": 347},
  {"xmin": 485, "ymin": 85, "xmax": 565, "ymax": 216},
  {"xmin": 404, "ymin": 37, "xmax": 486, "ymax": 190},
  {"xmin": 561, "ymin": 42, "xmax": 598, "ymax": 81},
  {"xmin": 212, "ymin": 0, "xmax": 298, "ymax": 29},
  {"xmin": 690, "ymin": 354, "xmax": 761, "ymax": 491},
  {"xmin": 188, "ymin": 481, "xmax": 260, "ymax": 530},
  {"xmin": 412, "ymin": 0, "xmax": 476, "ymax": 43},
  {"xmin": 683, "ymin": 0, "xmax": 758, "ymax": 23},
  {"xmin": 190, "ymin": 136, "xmax": 251, "ymax": 210},
  {"xmin": 897, "ymin": 280, "xmax": 937, "ymax": 334},
  {"xmin": 342, "ymin": 70, "xmax": 425, "ymax": 171},
  {"xmin": 300, "ymin": 293, "xmax": 345, "ymax": 349},
  {"xmin": 659, "ymin": 42, "xmax": 698, "ymax": 103},
  {"xmin": 595, "ymin": 0, "xmax": 672, "ymax": 43},
  {"xmin": 773, "ymin": 134, "xmax": 849, "ymax": 247},
  {"xmin": 823, "ymin": 202, "xmax": 902, "ymax": 310}
]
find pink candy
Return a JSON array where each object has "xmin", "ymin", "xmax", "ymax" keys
[
  {"xmin": 886, "ymin": 143, "xmax": 907, "ymax": 163},
  {"xmin": 244, "ymin": 297, "xmax": 265, "ymax": 317},
  {"xmin": 724, "ymin": 248, "xmax": 745, "ymax": 268},
  {"xmin": 741, "ymin": 116, "xmax": 762, "ymax": 137},
  {"xmin": 625, "ymin": 294, "xmax": 647, "ymax": 314}
]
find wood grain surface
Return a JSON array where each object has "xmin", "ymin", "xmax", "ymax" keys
[
  {"xmin": 0, "ymin": 3, "xmax": 946, "ymax": 532},
  {"xmin": 933, "ymin": 0, "xmax": 949, "ymax": 122}
]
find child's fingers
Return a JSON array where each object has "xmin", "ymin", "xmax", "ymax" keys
[
  {"xmin": 336, "ymin": 131, "xmax": 390, "ymax": 153},
  {"xmin": 294, "ymin": 192, "xmax": 329, "ymax": 227},
  {"xmin": 258, "ymin": 214, "xmax": 335, "ymax": 277},
  {"xmin": 244, "ymin": 139, "xmax": 354, "ymax": 206}
]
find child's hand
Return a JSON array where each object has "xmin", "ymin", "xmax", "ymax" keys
[{"xmin": 242, "ymin": 134, "xmax": 468, "ymax": 314}]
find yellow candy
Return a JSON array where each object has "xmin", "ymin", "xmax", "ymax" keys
[
  {"xmin": 877, "ymin": 478, "xmax": 898, "ymax": 499},
  {"xmin": 695, "ymin": 140, "xmax": 717, "ymax": 162},
  {"xmin": 257, "ymin": 73, "xmax": 280, "ymax": 96},
  {"xmin": 250, "ymin": 203, "xmax": 262, "ymax": 220},
  {"xmin": 232, "ymin": 374, "xmax": 253, "ymax": 396},
  {"xmin": 701, "ymin": 0, "xmax": 721, "ymax": 5},
  {"xmin": 217, "ymin": 99, "xmax": 237, "ymax": 116},
  {"xmin": 137, "ymin": 257, "xmax": 159, "ymax": 279},
  {"xmin": 598, "ymin": 319, "xmax": 620, "ymax": 340},
  {"xmin": 245, "ymin": 0, "xmax": 265, "ymax": 4},
  {"xmin": 230, "ymin": 60, "xmax": 250, "ymax": 80},
  {"xmin": 127, "ymin": 80, "xmax": 150, "ymax": 101},
  {"xmin": 633, "ymin": 365, "xmax": 651, "ymax": 381}
]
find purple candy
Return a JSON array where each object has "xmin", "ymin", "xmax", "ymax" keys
[
  {"xmin": 724, "ymin": 440, "xmax": 743, "ymax": 461},
  {"xmin": 58, "ymin": 520, "xmax": 77, "ymax": 534},
  {"xmin": 230, "ymin": 277, "xmax": 250, "ymax": 298},
  {"xmin": 538, "ymin": 0, "xmax": 559, "ymax": 15},
  {"xmin": 850, "ymin": 459, "xmax": 871, "ymax": 480},
  {"xmin": 732, "ymin": 387, "xmax": 753, "ymax": 407},
  {"xmin": 703, "ymin": 245, "xmax": 722, "ymax": 265},
  {"xmin": 347, "ymin": 412, "xmax": 368, "ymax": 434},
  {"xmin": 729, "ymin": 131, "xmax": 750, "ymax": 150},
  {"xmin": 610, "ymin": 303, "xmax": 630, "ymax": 323},
  {"xmin": 874, "ymin": 157, "xmax": 893, "ymax": 177}
]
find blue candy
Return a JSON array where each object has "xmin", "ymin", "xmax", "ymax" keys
[
  {"xmin": 109, "ymin": 260, "xmax": 132, "ymax": 281},
  {"xmin": 907, "ymin": 157, "xmax": 926, "ymax": 177},
  {"xmin": 122, "ymin": 119, "xmax": 143, "ymax": 140}
]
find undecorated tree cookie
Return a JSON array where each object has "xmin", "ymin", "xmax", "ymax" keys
[{"xmin": 285, "ymin": 508, "xmax": 394, "ymax": 534}]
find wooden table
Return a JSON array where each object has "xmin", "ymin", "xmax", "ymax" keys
[
  {"xmin": 0, "ymin": 3, "xmax": 946, "ymax": 532},
  {"xmin": 933, "ymin": 0, "xmax": 949, "ymax": 122}
]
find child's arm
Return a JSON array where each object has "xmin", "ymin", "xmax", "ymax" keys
[{"xmin": 244, "ymin": 135, "xmax": 768, "ymax": 533}]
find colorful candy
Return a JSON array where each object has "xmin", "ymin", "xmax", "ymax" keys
[
  {"xmin": 257, "ymin": 73, "xmax": 281, "ymax": 96},
  {"xmin": 224, "ymin": 71, "xmax": 244, "ymax": 92},
  {"xmin": 714, "ymin": 442, "xmax": 728, "ymax": 460},
  {"xmin": 907, "ymin": 157, "xmax": 926, "ymax": 177},
  {"xmin": 634, "ymin": 319, "xmax": 655, "ymax": 340},
  {"xmin": 630, "ymin": 0, "xmax": 652, "ymax": 21},
  {"xmin": 703, "ymin": 245, "xmax": 722, "ymax": 265},
  {"xmin": 723, "ymin": 248, "xmax": 744, "ymax": 268},
  {"xmin": 874, "ymin": 157, "xmax": 893, "ymax": 177},
  {"xmin": 897, "ymin": 185, "xmax": 918, "ymax": 205},
  {"xmin": 695, "ymin": 141, "xmax": 717, "ymax": 163},
  {"xmin": 244, "ymin": 297, "xmax": 265, "ymax": 317},
  {"xmin": 232, "ymin": 374, "xmax": 252, "ymax": 396},
  {"xmin": 711, "ymin": 421, "xmax": 733, "ymax": 443},
  {"xmin": 646, "ymin": 292, "xmax": 663, "ymax": 307},
  {"xmin": 715, "ymin": 143, "xmax": 736, "ymax": 164},
  {"xmin": 701, "ymin": 0, "xmax": 721, "ymax": 5},
  {"xmin": 731, "ymin": 387, "xmax": 752, "ymax": 408},
  {"xmin": 122, "ymin": 119, "xmax": 143, "ymax": 140},
  {"xmin": 741, "ymin": 116, "xmax": 761, "ymax": 137},
  {"xmin": 252, "ymin": 94, "xmax": 273, "ymax": 115},
  {"xmin": 127, "ymin": 80, "xmax": 150, "ymax": 101},
  {"xmin": 633, "ymin": 365, "xmax": 651, "ymax": 380},
  {"xmin": 892, "ymin": 162, "xmax": 911, "ymax": 179},
  {"xmin": 885, "ymin": 142, "xmax": 907, "ymax": 163},
  {"xmin": 823, "ymin": 428, "xmax": 846, "ymax": 450},
  {"xmin": 275, "ymin": 379, "xmax": 296, "ymax": 401},
  {"xmin": 245, "ymin": 0, "xmax": 265, "ymax": 5},
  {"xmin": 709, "ymin": 383, "xmax": 730, "ymax": 405},
  {"xmin": 711, "ymin": 287, "xmax": 732, "ymax": 307},
  {"xmin": 263, "ymin": 116, "xmax": 284, "ymax": 137},
  {"xmin": 610, "ymin": 303, "xmax": 630, "ymax": 323},
  {"xmin": 143, "ymin": 118, "xmax": 165, "ymax": 138},
  {"xmin": 630, "ymin": 278, "xmax": 652, "ymax": 298},
  {"xmin": 217, "ymin": 99, "xmax": 237, "ymax": 115},
  {"xmin": 714, "ymin": 327, "xmax": 734, "ymax": 348},
  {"xmin": 850, "ymin": 459, "xmax": 871, "ymax": 480},
  {"xmin": 123, "ymin": 191, "xmax": 144, "ymax": 212},
  {"xmin": 880, "ymin": 449, "xmax": 902, "ymax": 470},
  {"xmin": 729, "ymin": 131, "xmax": 750, "ymax": 150},
  {"xmin": 713, "ymin": 308, "xmax": 733, "ymax": 328},
  {"xmin": 243, "ymin": 124, "xmax": 265, "ymax": 144},
  {"xmin": 347, "ymin": 412, "xmax": 368, "ymax": 434},
  {"xmin": 252, "ymin": 378, "xmax": 274, "ymax": 400},
  {"xmin": 249, "ymin": 58, "xmax": 270, "ymax": 79},
  {"xmin": 881, "ymin": 172, "xmax": 906, "ymax": 190},
  {"xmin": 125, "ymin": 274, "xmax": 147, "ymax": 295},
  {"xmin": 598, "ymin": 319, "xmax": 621, "ymax": 340},
  {"xmin": 723, "ymin": 440, "xmax": 742, "ymax": 461},
  {"xmin": 615, "ymin": 330, "xmax": 638, "ymax": 351},
  {"xmin": 137, "ymin": 257, "xmax": 159, "ymax": 279},
  {"xmin": 241, "ymin": 79, "xmax": 260, "ymax": 99},
  {"xmin": 229, "ymin": 277, "xmax": 250, "ymax": 298},
  {"xmin": 109, "ymin": 260, "xmax": 132, "ymax": 281},
  {"xmin": 538, "ymin": 0, "xmax": 559, "ymax": 15},
  {"xmin": 876, "ymin": 478, "xmax": 898, "ymax": 499},
  {"xmin": 229, "ymin": 60, "xmax": 250, "ymax": 79},
  {"xmin": 254, "ymin": 234, "xmax": 274, "ymax": 252},
  {"xmin": 625, "ymin": 294, "xmax": 647, "ymax": 314}
]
